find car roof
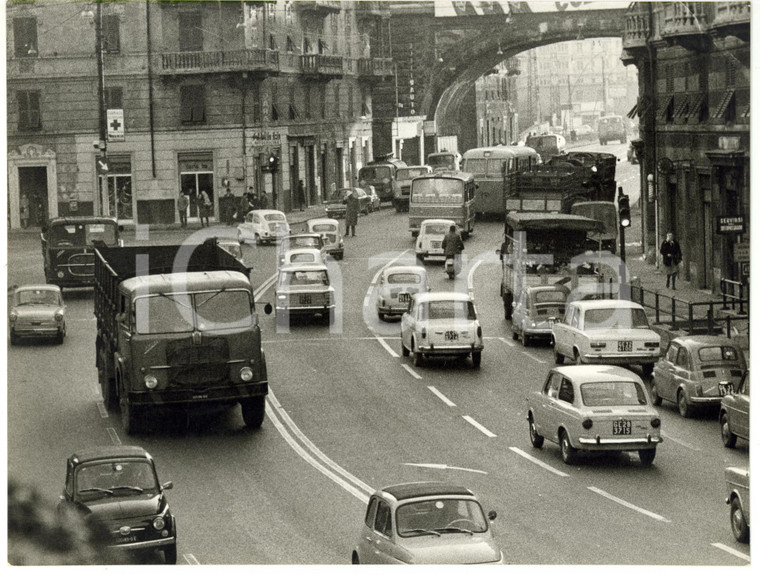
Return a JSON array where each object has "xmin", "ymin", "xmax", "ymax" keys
[
  {"xmin": 249, "ymin": 209, "xmax": 286, "ymax": 217},
  {"xmin": 13, "ymin": 284, "xmax": 61, "ymax": 293},
  {"xmin": 414, "ymin": 291, "xmax": 472, "ymax": 303},
  {"xmin": 279, "ymin": 262, "xmax": 329, "ymax": 272},
  {"xmin": 421, "ymin": 218, "xmax": 457, "ymax": 226},
  {"xmin": 551, "ymin": 365, "xmax": 644, "ymax": 384},
  {"xmin": 381, "ymin": 482, "xmax": 474, "ymax": 502},
  {"xmin": 120, "ymin": 271, "xmax": 252, "ymax": 294},
  {"xmin": 47, "ymin": 216, "xmax": 119, "ymax": 226},
  {"xmin": 307, "ymin": 218, "xmax": 339, "ymax": 226},
  {"xmin": 69, "ymin": 446, "xmax": 152, "ymax": 465},
  {"xmin": 284, "ymin": 233, "xmax": 321, "ymax": 239},
  {"xmin": 524, "ymin": 285, "xmax": 570, "ymax": 294},
  {"xmin": 284, "ymin": 247, "xmax": 322, "ymax": 256},
  {"xmin": 383, "ymin": 265, "xmax": 427, "ymax": 276},
  {"xmin": 670, "ymin": 335, "xmax": 743, "ymax": 349},
  {"xmin": 570, "ymin": 299, "xmax": 644, "ymax": 311}
]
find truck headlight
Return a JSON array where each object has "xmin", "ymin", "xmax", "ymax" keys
[
  {"xmin": 144, "ymin": 374, "xmax": 158, "ymax": 389},
  {"xmin": 152, "ymin": 516, "xmax": 165, "ymax": 530},
  {"xmin": 9, "ymin": 312, "xmax": 17, "ymax": 322},
  {"xmin": 240, "ymin": 367, "xmax": 254, "ymax": 382}
]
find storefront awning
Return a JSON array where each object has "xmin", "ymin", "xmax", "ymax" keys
[{"xmin": 711, "ymin": 89, "xmax": 735, "ymax": 119}]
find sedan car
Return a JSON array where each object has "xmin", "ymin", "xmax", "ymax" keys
[
  {"xmin": 275, "ymin": 262, "xmax": 335, "ymax": 326},
  {"xmin": 511, "ymin": 285, "xmax": 569, "ymax": 346},
  {"xmin": 352, "ymin": 482, "xmax": 504, "ymax": 564},
  {"xmin": 720, "ymin": 369, "xmax": 750, "ymax": 448},
  {"xmin": 526, "ymin": 365, "xmax": 662, "ymax": 466},
  {"xmin": 306, "ymin": 218, "xmax": 343, "ymax": 260},
  {"xmin": 57, "ymin": 446, "xmax": 176, "ymax": 563},
  {"xmin": 651, "ymin": 336, "xmax": 747, "ymax": 418},
  {"xmin": 323, "ymin": 187, "xmax": 371, "ymax": 219},
  {"xmin": 9, "ymin": 284, "xmax": 66, "ymax": 345},
  {"xmin": 401, "ymin": 292, "xmax": 483, "ymax": 368},
  {"xmin": 416, "ymin": 219, "xmax": 457, "ymax": 263},
  {"xmin": 277, "ymin": 233, "xmax": 325, "ymax": 267},
  {"xmin": 725, "ymin": 466, "xmax": 750, "ymax": 543},
  {"xmin": 376, "ymin": 265, "xmax": 430, "ymax": 321},
  {"xmin": 237, "ymin": 209, "xmax": 289, "ymax": 245},
  {"xmin": 552, "ymin": 300, "xmax": 660, "ymax": 377}
]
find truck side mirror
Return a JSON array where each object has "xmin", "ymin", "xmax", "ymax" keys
[{"xmin": 263, "ymin": 303, "xmax": 273, "ymax": 315}]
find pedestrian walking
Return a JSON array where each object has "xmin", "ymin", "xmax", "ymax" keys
[
  {"xmin": 222, "ymin": 188, "xmax": 235, "ymax": 226},
  {"xmin": 297, "ymin": 179, "xmax": 306, "ymax": 211},
  {"xmin": 660, "ymin": 231, "xmax": 682, "ymax": 290},
  {"xmin": 259, "ymin": 193, "xmax": 269, "ymax": 209},
  {"xmin": 199, "ymin": 189, "xmax": 211, "ymax": 227},
  {"xmin": 344, "ymin": 189, "xmax": 359, "ymax": 237},
  {"xmin": 177, "ymin": 191, "xmax": 189, "ymax": 228}
]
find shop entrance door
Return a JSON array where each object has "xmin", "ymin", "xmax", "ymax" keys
[
  {"xmin": 18, "ymin": 166, "xmax": 48, "ymax": 227},
  {"xmin": 179, "ymin": 155, "xmax": 214, "ymax": 224}
]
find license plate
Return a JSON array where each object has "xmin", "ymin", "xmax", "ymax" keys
[
  {"xmin": 445, "ymin": 331, "xmax": 459, "ymax": 341},
  {"xmin": 398, "ymin": 292, "xmax": 410, "ymax": 303},
  {"xmin": 299, "ymin": 294, "xmax": 312, "ymax": 305},
  {"xmin": 719, "ymin": 383, "xmax": 734, "ymax": 396},
  {"xmin": 117, "ymin": 536, "xmax": 137, "ymax": 544},
  {"xmin": 618, "ymin": 341, "xmax": 632, "ymax": 352},
  {"xmin": 612, "ymin": 420, "xmax": 632, "ymax": 435}
]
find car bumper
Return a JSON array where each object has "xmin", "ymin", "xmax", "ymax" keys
[
  {"xmin": 377, "ymin": 304, "xmax": 408, "ymax": 316},
  {"xmin": 522, "ymin": 326, "xmax": 554, "ymax": 338},
  {"xmin": 11, "ymin": 326, "xmax": 62, "ymax": 338},
  {"xmin": 277, "ymin": 304, "xmax": 335, "ymax": 315},
  {"xmin": 325, "ymin": 248, "xmax": 344, "ymax": 258},
  {"xmin": 416, "ymin": 250, "xmax": 445, "ymax": 260},
  {"xmin": 109, "ymin": 534, "xmax": 176, "ymax": 552},
  {"xmin": 687, "ymin": 395, "xmax": 725, "ymax": 406},
  {"xmin": 581, "ymin": 353, "xmax": 659, "ymax": 365},
  {"xmin": 577, "ymin": 435, "xmax": 662, "ymax": 448},
  {"xmin": 418, "ymin": 343, "xmax": 484, "ymax": 355}
]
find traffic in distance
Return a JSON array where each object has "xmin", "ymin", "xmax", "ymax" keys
[{"xmin": 7, "ymin": 135, "xmax": 749, "ymax": 565}]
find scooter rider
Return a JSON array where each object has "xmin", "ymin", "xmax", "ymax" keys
[{"xmin": 441, "ymin": 224, "xmax": 464, "ymax": 277}]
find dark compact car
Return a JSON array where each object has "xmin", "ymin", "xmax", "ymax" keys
[
  {"xmin": 58, "ymin": 446, "xmax": 177, "ymax": 564},
  {"xmin": 720, "ymin": 369, "xmax": 750, "ymax": 448}
]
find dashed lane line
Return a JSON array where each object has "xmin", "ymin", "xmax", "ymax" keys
[
  {"xmin": 183, "ymin": 554, "xmax": 200, "ymax": 565},
  {"xmin": 428, "ymin": 386, "xmax": 456, "ymax": 407},
  {"xmin": 467, "ymin": 259, "xmax": 483, "ymax": 297},
  {"xmin": 106, "ymin": 427, "xmax": 121, "ymax": 446},
  {"xmin": 660, "ymin": 431, "xmax": 700, "ymax": 452},
  {"xmin": 377, "ymin": 336, "xmax": 400, "ymax": 358},
  {"xmin": 498, "ymin": 336, "xmax": 516, "ymax": 348},
  {"xmin": 462, "ymin": 416, "xmax": 497, "ymax": 438},
  {"xmin": 710, "ymin": 543, "xmax": 750, "ymax": 562},
  {"xmin": 588, "ymin": 486, "xmax": 671, "ymax": 523},
  {"xmin": 522, "ymin": 351, "xmax": 547, "ymax": 364},
  {"xmin": 97, "ymin": 402, "xmax": 109, "ymax": 419},
  {"xmin": 509, "ymin": 447, "xmax": 569, "ymax": 478},
  {"xmin": 402, "ymin": 364, "xmax": 422, "ymax": 380}
]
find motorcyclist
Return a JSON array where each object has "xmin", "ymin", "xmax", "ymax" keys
[{"xmin": 441, "ymin": 225, "xmax": 464, "ymax": 276}]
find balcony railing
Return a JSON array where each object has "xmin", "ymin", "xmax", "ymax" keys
[
  {"xmin": 662, "ymin": 2, "xmax": 712, "ymax": 38},
  {"xmin": 622, "ymin": 8, "xmax": 650, "ymax": 50},
  {"xmin": 358, "ymin": 57, "xmax": 393, "ymax": 79},
  {"xmin": 711, "ymin": 2, "xmax": 751, "ymax": 39},
  {"xmin": 157, "ymin": 49, "xmax": 279, "ymax": 76},
  {"xmin": 300, "ymin": 54, "xmax": 343, "ymax": 78},
  {"xmin": 294, "ymin": 1, "xmax": 342, "ymax": 16}
]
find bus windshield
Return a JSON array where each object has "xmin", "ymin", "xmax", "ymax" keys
[
  {"xmin": 411, "ymin": 179, "xmax": 464, "ymax": 203},
  {"xmin": 359, "ymin": 166, "xmax": 391, "ymax": 181}
]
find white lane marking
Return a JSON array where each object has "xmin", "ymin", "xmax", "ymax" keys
[
  {"xmin": 402, "ymin": 364, "xmax": 422, "ymax": 380},
  {"xmin": 587, "ymin": 486, "xmax": 671, "ymax": 523},
  {"xmin": 96, "ymin": 402, "xmax": 109, "ymax": 418},
  {"xmin": 106, "ymin": 427, "xmax": 121, "ymax": 446},
  {"xmin": 710, "ymin": 543, "xmax": 750, "ymax": 562},
  {"xmin": 499, "ymin": 336, "xmax": 516, "ymax": 348},
  {"xmin": 509, "ymin": 447, "xmax": 569, "ymax": 478},
  {"xmin": 183, "ymin": 554, "xmax": 200, "ymax": 565},
  {"xmin": 467, "ymin": 259, "xmax": 483, "ymax": 296},
  {"xmin": 462, "ymin": 416, "xmax": 497, "ymax": 438},
  {"xmin": 377, "ymin": 337, "xmax": 400, "ymax": 358},
  {"xmin": 522, "ymin": 351, "xmax": 547, "ymax": 364},
  {"xmin": 428, "ymin": 386, "xmax": 456, "ymax": 407},
  {"xmin": 403, "ymin": 463, "xmax": 488, "ymax": 475},
  {"xmin": 254, "ymin": 273, "xmax": 277, "ymax": 299},
  {"xmin": 660, "ymin": 431, "xmax": 700, "ymax": 452}
]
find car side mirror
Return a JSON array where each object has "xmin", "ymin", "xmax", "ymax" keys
[
  {"xmin": 263, "ymin": 303, "xmax": 273, "ymax": 315},
  {"xmin": 162, "ymin": 481, "xmax": 173, "ymax": 490},
  {"xmin": 488, "ymin": 510, "xmax": 497, "ymax": 521}
]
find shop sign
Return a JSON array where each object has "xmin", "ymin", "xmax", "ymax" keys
[
  {"xmin": 250, "ymin": 130, "xmax": 282, "ymax": 149},
  {"xmin": 734, "ymin": 242, "xmax": 750, "ymax": 263},
  {"xmin": 716, "ymin": 215, "xmax": 745, "ymax": 234}
]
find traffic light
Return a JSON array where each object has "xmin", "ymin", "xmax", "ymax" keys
[
  {"xmin": 267, "ymin": 154, "xmax": 279, "ymax": 173},
  {"xmin": 618, "ymin": 194, "xmax": 631, "ymax": 228}
]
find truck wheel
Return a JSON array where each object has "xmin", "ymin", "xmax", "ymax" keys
[
  {"xmin": 504, "ymin": 293, "xmax": 513, "ymax": 320},
  {"xmin": 120, "ymin": 396, "xmax": 142, "ymax": 435},
  {"xmin": 241, "ymin": 396, "xmax": 266, "ymax": 429}
]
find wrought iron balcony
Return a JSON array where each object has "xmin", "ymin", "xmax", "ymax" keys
[
  {"xmin": 710, "ymin": 2, "xmax": 751, "ymax": 40},
  {"xmin": 294, "ymin": 1, "xmax": 342, "ymax": 16},
  {"xmin": 357, "ymin": 57, "xmax": 393, "ymax": 80},
  {"xmin": 157, "ymin": 49, "xmax": 279, "ymax": 76},
  {"xmin": 355, "ymin": 1, "xmax": 391, "ymax": 19},
  {"xmin": 300, "ymin": 54, "xmax": 343, "ymax": 78},
  {"xmin": 661, "ymin": 2, "xmax": 712, "ymax": 39}
]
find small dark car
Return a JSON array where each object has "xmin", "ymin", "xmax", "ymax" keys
[
  {"xmin": 720, "ymin": 369, "xmax": 750, "ymax": 448},
  {"xmin": 58, "ymin": 446, "xmax": 177, "ymax": 564}
]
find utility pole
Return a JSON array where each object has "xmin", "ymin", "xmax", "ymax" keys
[{"xmin": 95, "ymin": 0, "xmax": 107, "ymax": 216}]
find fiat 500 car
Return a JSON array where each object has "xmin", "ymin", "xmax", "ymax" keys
[
  {"xmin": 376, "ymin": 265, "xmax": 430, "ymax": 321},
  {"xmin": 527, "ymin": 365, "xmax": 662, "ymax": 466},
  {"xmin": 401, "ymin": 292, "xmax": 483, "ymax": 368},
  {"xmin": 352, "ymin": 482, "xmax": 504, "ymax": 564},
  {"xmin": 725, "ymin": 466, "xmax": 750, "ymax": 543},
  {"xmin": 9, "ymin": 284, "xmax": 67, "ymax": 345},
  {"xmin": 720, "ymin": 369, "xmax": 750, "ymax": 448},
  {"xmin": 511, "ymin": 285, "xmax": 569, "ymax": 347},
  {"xmin": 552, "ymin": 300, "xmax": 660, "ymax": 377},
  {"xmin": 275, "ymin": 262, "xmax": 335, "ymax": 325},
  {"xmin": 57, "ymin": 446, "xmax": 176, "ymax": 563},
  {"xmin": 651, "ymin": 335, "xmax": 747, "ymax": 418},
  {"xmin": 415, "ymin": 219, "xmax": 457, "ymax": 263},
  {"xmin": 277, "ymin": 233, "xmax": 325, "ymax": 267},
  {"xmin": 306, "ymin": 218, "xmax": 343, "ymax": 260},
  {"xmin": 237, "ymin": 209, "xmax": 289, "ymax": 245},
  {"xmin": 281, "ymin": 248, "xmax": 323, "ymax": 267}
]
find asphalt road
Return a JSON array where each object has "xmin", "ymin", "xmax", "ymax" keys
[{"xmin": 5, "ymin": 142, "xmax": 750, "ymax": 566}]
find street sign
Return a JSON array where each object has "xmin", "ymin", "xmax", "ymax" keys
[
  {"xmin": 107, "ymin": 109, "xmax": 125, "ymax": 142},
  {"xmin": 716, "ymin": 215, "xmax": 745, "ymax": 234},
  {"xmin": 96, "ymin": 157, "xmax": 109, "ymax": 174},
  {"xmin": 734, "ymin": 242, "xmax": 750, "ymax": 263}
]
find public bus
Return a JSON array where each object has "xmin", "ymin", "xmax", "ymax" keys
[
  {"xmin": 408, "ymin": 171, "xmax": 477, "ymax": 238},
  {"xmin": 461, "ymin": 146, "xmax": 540, "ymax": 218},
  {"xmin": 598, "ymin": 114, "xmax": 627, "ymax": 145}
]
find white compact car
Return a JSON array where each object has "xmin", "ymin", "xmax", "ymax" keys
[
  {"xmin": 275, "ymin": 262, "xmax": 335, "ymax": 325},
  {"xmin": 376, "ymin": 265, "xmax": 430, "ymax": 321},
  {"xmin": 237, "ymin": 209, "xmax": 290, "ymax": 245},
  {"xmin": 307, "ymin": 218, "xmax": 343, "ymax": 260},
  {"xmin": 416, "ymin": 219, "xmax": 457, "ymax": 263},
  {"xmin": 280, "ymin": 247, "xmax": 324, "ymax": 267}
]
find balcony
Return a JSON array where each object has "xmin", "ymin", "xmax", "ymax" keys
[
  {"xmin": 710, "ymin": 2, "xmax": 751, "ymax": 41},
  {"xmin": 294, "ymin": 1, "xmax": 342, "ymax": 16},
  {"xmin": 355, "ymin": 1, "xmax": 391, "ymax": 19},
  {"xmin": 300, "ymin": 54, "xmax": 343, "ymax": 78},
  {"xmin": 157, "ymin": 49, "xmax": 279, "ymax": 76},
  {"xmin": 357, "ymin": 57, "xmax": 393, "ymax": 81},
  {"xmin": 661, "ymin": 2, "xmax": 713, "ymax": 49},
  {"xmin": 622, "ymin": 7, "xmax": 650, "ymax": 51}
]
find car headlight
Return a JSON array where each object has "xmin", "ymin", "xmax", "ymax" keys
[
  {"xmin": 57, "ymin": 271, "xmax": 65, "ymax": 278},
  {"xmin": 240, "ymin": 367, "xmax": 254, "ymax": 382},
  {"xmin": 152, "ymin": 516, "xmax": 165, "ymax": 531},
  {"xmin": 144, "ymin": 374, "xmax": 158, "ymax": 390},
  {"xmin": 54, "ymin": 311, "xmax": 64, "ymax": 322},
  {"xmin": 9, "ymin": 312, "xmax": 17, "ymax": 322}
]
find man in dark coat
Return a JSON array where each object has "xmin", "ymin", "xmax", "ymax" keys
[
  {"xmin": 344, "ymin": 190, "xmax": 359, "ymax": 237},
  {"xmin": 660, "ymin": 232, "xmax": 683, "ymax": 289}
]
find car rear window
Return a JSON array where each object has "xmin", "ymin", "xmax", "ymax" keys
[
  {"xmin": 311, "ymin": 224, "xmax": 336, "ymax": 232},
  {"xmin": 281, "ymin": 270, "xmax": 329, "ymax": 287},
  {"xmin": 583, "ymin": 307, "xmax": 649, "ymax": 329},
  {"xmin": 581, "ymin": 381, "xmax": 648, "ymax": 407},
  {"xmin": 264, "ymin": 213, "xmax": 286, "ymax": 221},
  {"xmin": 421, "ymin": 300, "xmax": 476, "ymax": 321},
  {"xmin": 535, "ymin": 291, "xmax": 567, "ymax": 303},
  {"xmin": 697, "ymin": 346, "xmax": 739, "ymax": 362},
  {"xmin": 423, "ymin": 223, "xmax": 449, "ymax": 235},
  {"xmin": 388, "ymin": 273, "xmax": 422, "ymax": 284}
]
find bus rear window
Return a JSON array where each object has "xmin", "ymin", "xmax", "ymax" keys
[{"xmin": 411, "ymin": 179, "xmax": 464, "ymax": 202}]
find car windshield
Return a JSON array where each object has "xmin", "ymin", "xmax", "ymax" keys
[
  {"xmin": 398, "ymin": 168, "xmax": 430, "ymax": 180},
  {"xmin": 388, "ymin": 273, "xmax": 422, "ymax": 285},
  {"xmin": 423, "ymin": 223, "xmax": 450, "ymax": 235},
  {"xmin": 411, "ymin": 179, "xmax": 464, "ymax": 203},
  {"xmin": 311, "ymin": 224, "xmax": 336, "ymax": 233},
  {"xmin": 289, "ymin": 252, "xmax": 317, "ymax": 263},
  {"xmin": 583, "ymin": 307, "xmax": 649, "ymax": 330},
  {"xmin": 264, "ymin": 213, "xmax": 286, "ymax": 222},
  {"xmin": 359, "ymin": 166, "xmax": 391, "ymax": 180},
  {"xmin": 420, "ymin": 300, "xmax": 476, "ymax": 321},
  {"xmin": 50, "ymin": 222, "xmax": 118, "ymax": 246},
  {"xmin": 581, "ymin": 381, "xmax": 648, "ymax": 407},
  {"xmin": 280, "ymin": 270, "xmax": 329, "ymax": 287},
  {"xmin": 220, "ymin": 243, "xmax": 242, "ymax": 259},
  {"xmin": 134, "ymin": 290, "xmax": 253, "ymax": 334},
  {"xmin": 329, "ymin": 189, "xmax": 352, "ymax": 201},
  {"xmin": 396, "ymin": 498, "xmax": 487, "ymax": 537},
  {"xmin": 697, "ymin": 346, "xmax": 740, "ymax": 363},
  {"xmin": 535, "ymin": 291, "xmax": 567, "ymax": 304},
  {"xmin": 16, "ymin": 289, "xmax": 60, "ymax": 306},
  {"xmin": 428, "ymin": 155, "xmax": 455, "ymax": 169},
  {"xmin": 76, "ymin": 460, "xmax": 158, "ymax": 500}
]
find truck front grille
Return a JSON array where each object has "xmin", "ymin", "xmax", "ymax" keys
[
  {"xmin": 67, "ymin": 252, "xmax": 95, "ymax": 277},
  {"xmin": 166, "ymin": 337, "xmax": 230, "ymax": 388}
]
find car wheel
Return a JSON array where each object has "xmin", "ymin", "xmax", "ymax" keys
[
  {"xmin": 641, "ymin": 363, "xmax": 654, "ymax": 378},
  {"xmin": 241, "ymin": 396, "xmax": 266, "ymax": 429},
  {"xmin": 164, "ymin": 543, "xmax": 178, "ymax": 565},
  {"xmin": 255, "ymin": 234, "xmax": 262, "ymax": 246},
  {"xmin": 401, "ymin": 339, "xmax": 410, "ymax": 357},
  {"xmin": 412, "ymin": 341, "xmax": 424, "ymax": 367},
  {"xmin": 528, "ymin": 414, "xmax": 544, "ymax": 449},
  {"xmin": 638, "ymin": 448, "xmax": 656, "ymax": 467},
  {"xmin": 378, "ymin": 311, "xmax": 386, "ymax": 322},
  {"xmin": 55, "ymin": 329, "xmax": 65, "ymax": 345},
  {"xmin": 559, "ymin": 430, "xmax": 577, "ymax": 465},
  {"xmin": 352, "ymin": 553, "xmax": 360, "ymax": 565},
  {"xmin": 521, "ymin": 330, "xmax": 530, "ymax": 347},
  {"xmin": 10, "ymin": 330, "xmax": 18, "ymax": 345},
  {"xmin": 553, "ymin": 343, "xmax": 564, "ymax": 365},
  {"xmin": 574, "ymin": 349, "xmax": 584, "ymax": 365},
  {"xmin": 512, "ymin": 330, "xmax": 518, "ymax": 341},
  {"xmin": 650, "ymin": 380, "xmax": 662, "ymax": 406},
  {"xmin": 504, "ymin": 293, "xmax": 513, "ymax": 320},
  {"xmin": 238, "ymin": 230, "xmax": 245, "ymax": 245},
  {"xmin": 730, "ymin": 497, "xmax": 750, "ymax": 543},
  {"xmin": 472, "ymin": 351, "xmax": 481, "ymax": 369},
  {"xmin": 677, "ymin": 389, "xmax": 694, "ymax": 418},
  {"xmin": 720, "ymin": 412, "xmax": 737, "ymax": 448}
]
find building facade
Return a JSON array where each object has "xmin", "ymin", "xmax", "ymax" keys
[
  {"xmin": 6, "ymin": 0, "xmax": 392, "ymax": 228},
  {"xmin": 622, "ymin": 1, "xmax": 750, "ymax": 290},
  {"xmin": 473, "ymin": 58, "xmax": 520, "ymax": 148}
]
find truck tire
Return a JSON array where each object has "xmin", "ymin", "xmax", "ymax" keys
[
  {"xmin": 120, "ymin": 396, "xmax": 142, "ymax": 435},
  {"xmin": 241, "ymin": 396, "xmax": 266, "ymax": 429}
]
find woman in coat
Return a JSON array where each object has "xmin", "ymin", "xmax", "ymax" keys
[
  {"xmin": 660, "ymin": 232, "xmax": 683, "ymax": 289},
  {"xmin": 344, "ymin": 190, "xmax": 359, "ymax": 237}
]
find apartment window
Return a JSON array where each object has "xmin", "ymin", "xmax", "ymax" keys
[
  {"xmin": 289, "ymin": 86, "xmax": 300, "ymax": 120},
  {"xmin": 665, "ymin": 64, "xmax": 674, "ymax": 93},
  {"xmin": 14, "ymin": 17, "xmax": 38, "ymax": 58},
  {"xmin": 251, "ymin": 83, "xmax": 261, "ymax": 124},
  {"xmin": 105, "ymin": 87, "xmax": 123, "ymax": 110},
  {"xmin": 287, "ymin": 36, "xmax": 295, "ymax": 53},
  {"xmin": 348, "ymin": 84, "xmax": 354, "ymax": 118},
  {"xmin": 334, "ymin": 83, "xmax": 341, "ymax": 117},
  {"xmin": 180, "ymin": 85, "xmax": 206, "ymax": 124},
  {"xmin": 269, "ymin": 34, "xmax": 277, "ymax": 51},
  {"xmin": 179, "ymin": 12, "xmax": 202, "ymax": 52},
  {"xmin": 102, "ymin": 15, "xmax": 121, "ymax": 53},
  {"xmin": 271, "ymin": 84, "xmax": 280, "ymax": 122},
  {"xmin": 18, "ymin": 90, "xmax": 41, "ymax": 131},
  {"xmin": 726, "ymin": 57, "xmax": 737, "ymax": 88},
  {"xmin": 320, "ymin": 84, "xmax": 327, "ymax": 120}
]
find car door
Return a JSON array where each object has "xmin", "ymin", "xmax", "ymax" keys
[
  {"xmin": 656, "ymin": 343, "xmax": 679, "ymax": 402},
  {"xmin": 357, "ymin": 497, "xmax": 379, "ymax": 563},
  {"xmin": 367, "ymin": 499, "xmax": 396, "ymax": 564},
  {"xmin": 400, "ymin": 299, "xmax": 416, "ymax": 349},
  {"xmin": 553, "ymin": 305, "xmax": 574, "ymax": 356},
  {"xmin": 730, "ymin": 372, "xmax": 750, "ymax": 439},
  {"xmin": 536, "ymin": 371, "xmax": 562, "ymax": 440},
  {"xmin": 672, "ymin": 346, "xmax": 692, "ymax": 397}
]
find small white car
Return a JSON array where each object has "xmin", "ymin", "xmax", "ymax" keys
[
  {"xmin": 9, "ymin": 284, "xmax": 67, "ymax": 345},
  {"xmin": 376, "ymin": 265, "xmax": 430, "ymax": 321},
  {"xmin": 401, "ymin": 292, "xmax": 483, "ymax": 368},
  {"xmin": 275, "ymin": 262, "xmax": 335, "ymax": 325},
  {"xmin": 281, "ymin": 247, "xmax": 323, "ymax": 267},
  {"xmin": 551, "ymin": 300, "xmax": 660, "ymax": 377},
  {"xmin": 307, "ymin": 218, "xmax": 344, "ymax": 260},
  {"xmin": 237, "ymin": 209, "xmax": 290, "ymax": 245},
  {"xmin": 416, "ymin": 219, "xmax": 457, "ymax": 263},
  {"xmin": 277, "ymin": 233, "xmax": 325, "ymax": 267}
]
